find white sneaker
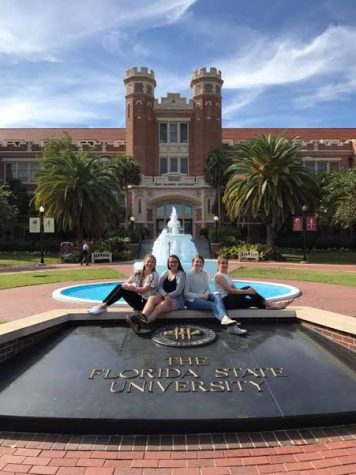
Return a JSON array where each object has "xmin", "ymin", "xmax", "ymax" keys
[
  {"xmin": 221, "ymin": 315, "xmax": 236, "ymax": 326},
  {"xmin": 88, "ymin": 305, "xmax": 106, "ymax": 315},
  {"xmin": 228, "ymin": 325, "xmax": 247, "ymax": 336}
]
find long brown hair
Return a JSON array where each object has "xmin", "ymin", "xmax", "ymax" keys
[{"xmin": 135, "ymin": 254, "xmax": 156, "ymax": 286}]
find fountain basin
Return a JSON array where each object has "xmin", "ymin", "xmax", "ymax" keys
[{"xmin": 53, "ymin": 279, "xmax": 300, "ymax": 305}]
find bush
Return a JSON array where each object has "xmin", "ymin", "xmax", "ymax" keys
[
  {"xmin": 92, "ymin": 236, "xmax": 131, "ymax": 261},
  {"xmin": 216, "ymin": 243, "xmax": 284, "ymax": 261},
  {"xmin": 209, "ymin": 225, "xmax": 242, "ymax": 245}
]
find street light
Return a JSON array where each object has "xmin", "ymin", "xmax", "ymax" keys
[
  {"xmin": 301, "ymin": 205, "xmax": 308, "ymax": 263},
  {"xmin": 213, "ymin": 216, "xmax": 219, "ymax": 242},
  {"xmin": 130, "ymin": 216, "xmax": 135, "ymax": 241},
  {"xmin": 39, "ymin": 206, "xmax": 45, "ymax": 265}
]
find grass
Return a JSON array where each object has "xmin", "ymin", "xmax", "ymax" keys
[
  {"xmin": 0, "ymin": 253, "xmax": 59, "ymax": 267},
  {"xmin": 0, "ymin": 268, "xmax": 124, "ymax": 290},
  {"xmin": 230, "ymin": 266, "xmax": 356, "ymax": 287},
  {"xmin": 281, "ymin": 250, "xmax": 356, "ymax": 265}
]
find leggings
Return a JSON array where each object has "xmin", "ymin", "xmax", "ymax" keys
[
  {"xmin": 223, "ymin": 286, "xmax": 266, "ymax": 310},
  {"xmin": 103, "ymin": 284, "xmax": 146, "ymax": 310}
]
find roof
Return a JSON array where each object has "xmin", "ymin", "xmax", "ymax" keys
[
  {"xmin": 0, "ymin": 127, "xmax": 355, "ymax": 145},
  {"xmin": 0, "ymin": 128, "xmax": 126, "ymax": 144}
]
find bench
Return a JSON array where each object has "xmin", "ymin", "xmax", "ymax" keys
[
  {"xmin": 238, "ymin": 250, "xmax": 259, "ymax": 262},
  {"xmin": 91, "ymin": 251, "xmax": 112, "ymax": 264}
]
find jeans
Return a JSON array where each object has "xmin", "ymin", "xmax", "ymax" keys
[{"xmin": 185, "ymin": 293, "xmax": 226, "ymax": 321}]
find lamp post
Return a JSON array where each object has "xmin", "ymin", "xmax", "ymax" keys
[
  {"xmin": 301, "ymin": 205, "xmax": 308, "ymax": 263},
  {"xmin": 213, "ymin": 216, "xmax": 219, "ymax": 242},
  {"xmin": 130, "ymin": 216, "xmax": 135, "ymax": 241},
  {"xmin": 39, "ymin": 206, "xmax": 45, "ymax": 265}
]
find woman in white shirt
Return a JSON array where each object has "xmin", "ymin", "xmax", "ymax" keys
[
  {"xmin": 215, "ymin": 255, "xmax": 294, "ymax": 310},
  {"xmin": 126, "ymin": 254, "xmax": 186, "ymax": 332},
  {"xmin": 89, "ymin": 254, "xmax": 159, "ymax": 315},
  {"xmin": 184, "ymin": 255, "xmax": 247, "ymax": 335}
]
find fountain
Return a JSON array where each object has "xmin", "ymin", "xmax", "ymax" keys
[{"xmin": 151, "ymin": 207, "xmax": 198, "ymax": 266}]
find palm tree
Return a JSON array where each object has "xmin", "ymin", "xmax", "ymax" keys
[
  {"xmin": 34, "ymin": 139, "xmax": 121, "ymax": 241},
  {"xmin": 204, "ymin": 147, "xmax": 231, "ymax": 219},
  {"xmin": 110, "ymin": 155, "xmax": 141, "ymax": 227},
  {"xmin": 223, "ymin": 134, "xmax": 319, "ymax": 247}
]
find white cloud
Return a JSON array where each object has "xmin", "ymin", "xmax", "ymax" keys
[
  {"xmin": 220, "ymin": 25, "xmax": 356, "ymax": 88},
  {"xmin": 214, "ymin": 25, "xmax": 356, "ymax": 113},
  {"xmin": 0, "ymin": 0, "xmax": 197, "ymax": 59}
]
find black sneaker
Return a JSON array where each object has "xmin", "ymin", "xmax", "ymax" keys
[{"xmin": 126, "ymin": 314, "xmax": 140, "ymax": 333}]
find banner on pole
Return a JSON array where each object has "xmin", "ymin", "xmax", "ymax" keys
[
  {"xmin": 29, "ymin": 218, "xmax": 40, "ymax": 233},
  {"xmin": 44, "ymin": 218, "xmax": 55, "ymax": 233},
  {"xmin": 292, "ymin": 216, "xmax": 303, "ymax": 232}
]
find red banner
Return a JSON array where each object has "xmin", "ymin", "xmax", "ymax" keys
[
  {"xmin": 293, "ymin": 215, "xmax": 317, "ymax": 232},
  {"xmin": 293, "ymin": 216, "xmax": 303, "ymax": 232},
  {"xmin": 306, "ymin": 215, "xmax": 317, "ymax": 231}
]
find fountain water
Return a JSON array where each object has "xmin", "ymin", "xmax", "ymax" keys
[{"xmin": 151, "ymin": 207, "xmax": 198, "ymax": 266}]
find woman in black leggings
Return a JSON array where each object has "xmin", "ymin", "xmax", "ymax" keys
[
  {"xmin": 215, "ymin": 255, "xmax": 294, "ymax": 310},
  {"xmin": 88, "ymin": 254, "xmax": 159, "ymax": 315}
]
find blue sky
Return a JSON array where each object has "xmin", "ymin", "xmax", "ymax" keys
[{"xmin": 1, "ymin": 0, "xmax": 356, "ymax": 128}]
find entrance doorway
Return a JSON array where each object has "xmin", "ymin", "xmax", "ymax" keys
[{"xmin": 155, "ymin": 204, "xmax": 193, "ymax": 237}]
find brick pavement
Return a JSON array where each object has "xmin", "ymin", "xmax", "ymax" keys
[{"xmin": 1, "ymin": 261, "xmax": 356, "ymax": 473}]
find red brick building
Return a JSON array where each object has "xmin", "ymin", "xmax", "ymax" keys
[{"xmin": 0, "ymin": 66, "xmax": 355, "ymax": 237}]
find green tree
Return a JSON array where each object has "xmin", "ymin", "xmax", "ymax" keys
[
  {"xmin": 223, "ymin": 134, "xmax": 319, "ymax": 247},
  {"xmin": 34, "ymin": 138, "xmax": 121, "ymax": 241},
  {"xmin": 204, "ymin": 147, "xmax": 231, "ymax": 219},
  {"xmin": 110, "ymin": 155, "xmax": 141, "ymax": 227},
  {"xmin": 319, "ymin": 169, "xmax": 356, "ymax": 235},
  {"xmin": 0, "ymin": 184, "xmax": 18, "ymax": 225}
]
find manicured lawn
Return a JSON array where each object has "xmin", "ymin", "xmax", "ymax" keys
[
  {"xmin": 0, "ymin": 268, "xmax": 124, "ymax": 290},
  {"xmin": 281, "ymin": 250, "xmax": 356, "ymax": 264},
  {"xmin": 0, "ymin": 253, "xmax": 59, "ymax": 267},
  {"xmin": 231, "ymin": 266, "xmax": 356, "ymax": 287}
]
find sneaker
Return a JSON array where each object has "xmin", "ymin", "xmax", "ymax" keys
[
  {"xmin": 228, "ymin": 325, "xmax": 247, "ymax": 336},
  {"xmin": 267, "ymin": 299, "xmax": 294, "ymax": 310},
  {"xmin": 88, "ymin": 305, "xmax": 106, "ymax": 315},
  {"xmin": 221, "ymin": 315, "xmax": 236, "ymax": 326},
  {"xmin": 126, "ymin": 314, "xmax": 140, "ymax": 333}
]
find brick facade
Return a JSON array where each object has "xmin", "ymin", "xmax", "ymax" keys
[{"xmin": 0, "ymin": 66, "xmax": 356, "ymax": 237}]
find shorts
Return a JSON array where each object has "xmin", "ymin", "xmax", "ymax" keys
[{"xmin": 171, "ymin": 295, "xmax": 185, "ymax": 309}]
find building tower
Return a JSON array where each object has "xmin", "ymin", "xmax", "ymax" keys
[
  {"xmin": 190, "ymin": 67, "xmax": 223, "ymax": 175},
  {"xmin": 124, "ymin": 67, "xmax": 157, "ymax": 175}
]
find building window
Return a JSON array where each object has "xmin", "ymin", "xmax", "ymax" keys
[
  {"xmin": 159, "ymin": 157, "xmax": 188, "ymax": 175},
  {"xmin": 171, "ymin": 157, "xmax": 178, "ymax": 172},
  {"xmin": 5, "ymin": 161, "xmax": 39, "ymax": 184},
  {"xmin": 160, "ymin": 123, "xmax": 168, "ymax": 143},
  {"xmin": 138, "ymin": 199, "xmax": 142, "ymax": 215},
  {"xmin": 159, "ymin": 122, "xmax": 188, "ymax": 144},
  {"xmin": 207, "ymin": 199, "xmax": 211, "ymax": 215},
  {"xmin": 303, "ymin": 160, "xmax": 340, "ymax": 174},
  {"xmin": 180, "ymin": 157, "xmax": 188, "ymax": 174},
  {"xmin": 170, "ymin": 123, "xmax": 177, "ymax": 143},
  {"xmin": 160, "ymin": 157, "xmax": 168, "ymax": 174},
  {"xmin": 180, "ymin": 123, "xmax": 188, "ymax": 143}
]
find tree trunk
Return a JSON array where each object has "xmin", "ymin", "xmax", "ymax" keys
[{"xmin": 266, "ymin": 222, "xmax": 273, "ymax": 248}]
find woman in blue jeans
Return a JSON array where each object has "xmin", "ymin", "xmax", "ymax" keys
[{"xmin": 184, "ymin": 255, "xmax": 247, "ymax": 335}]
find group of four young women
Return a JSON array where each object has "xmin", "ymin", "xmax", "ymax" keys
[{"xmin": 89, "ymin": 254, "xmax": 293, "ymax": 335}]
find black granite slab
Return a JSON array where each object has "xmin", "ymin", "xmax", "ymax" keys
[{"xmin": 0, "ymin": 321, "xmax": 355, "ymax": 433}]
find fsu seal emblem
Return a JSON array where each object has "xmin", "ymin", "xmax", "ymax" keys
[{"xmin": 152, "ymin": 324, "xmax": 216, "ymax": 347}]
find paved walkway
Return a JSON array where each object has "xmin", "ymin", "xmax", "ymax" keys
[{"xmin": 1, "ymin": 261, "xmax": 356, "ymax": 474}]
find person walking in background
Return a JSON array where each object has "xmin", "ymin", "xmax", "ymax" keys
[
  {"xmin": 126, "ymin": 254, "xmax": 186, "ymax": 332},
  {"xmin": 184, "ymin": 255, "xmax": 247, "ymax": 335},
  {"xmin": 88, "ymin": 254, "xmax": 159, "ymax": 315},
  {"xmin": 215, "ymin": 255, "xmax": 294, "ymax": 310},
  {"xmin": 81, "ymin": 241, "xmax": 90, "ymax": 266}
]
